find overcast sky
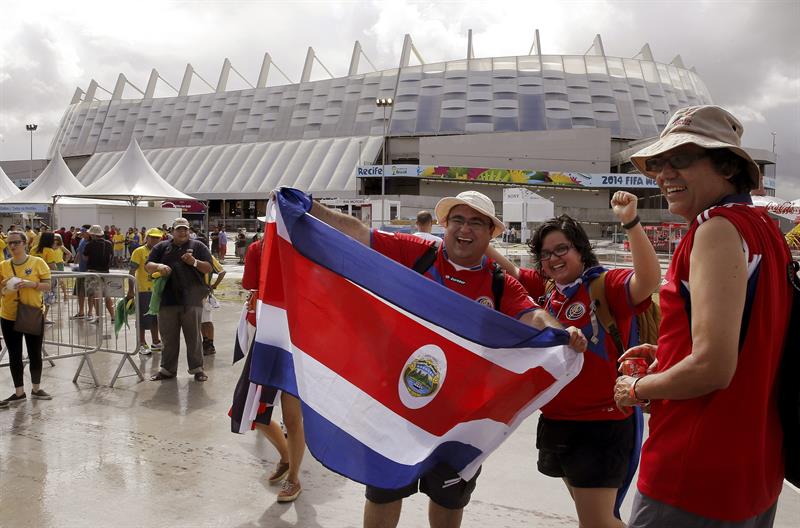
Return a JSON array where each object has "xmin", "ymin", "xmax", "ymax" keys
[{"xmin": 1, "ymin": 0, "xmax": 798, "ymax": 194}]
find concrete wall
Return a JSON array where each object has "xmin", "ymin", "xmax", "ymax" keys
[{"xmin": 419, "ymin": 128, "xmax": 611, "ymax": 172}]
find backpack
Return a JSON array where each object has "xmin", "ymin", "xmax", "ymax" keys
[
  {"xmin": 411, "ymin": 244, "xmax": 505, "ymax": 311},
  {"xmin": 779, "ymin": 260, "xmax": 800, "ymax": 487},
  {"xmin": 588, "ymin": 271, "xmax": 661, "ymax": 352}
]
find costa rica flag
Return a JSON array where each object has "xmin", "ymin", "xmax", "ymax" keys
[{"xmin": 247, "ymin": 188, "xmax": 583, "ymax": 489}]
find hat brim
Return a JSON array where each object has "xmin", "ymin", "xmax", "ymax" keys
[
  {"xmin": 434, "ymin": 197, "xmax": 505, "ymax": 238},
  {"xmin": 631, "ymin": 132, "xmax": 760, "ymax": 188}
]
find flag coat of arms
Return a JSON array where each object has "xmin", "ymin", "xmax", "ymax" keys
[{"xmin": 248, "ymin": 189, "xmax": 583, "ymax": 490}]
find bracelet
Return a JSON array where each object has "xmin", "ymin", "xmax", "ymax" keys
[
  {"xmin": 629, "ymin": 376, "xmax": 650, "ymax": 405},
  {"xmin": 622, "ymin": 215, "xmax": 641, "ymax": 230}
]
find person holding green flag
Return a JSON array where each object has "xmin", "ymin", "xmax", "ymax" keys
[{"xmin": 127, "ymin": 228, "xmax": 164, "ymax": 355}]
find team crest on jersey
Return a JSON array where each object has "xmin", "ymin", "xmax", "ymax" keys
[
  {"xmin": 475, "ymin": 296, "xmax": 494, "ymax": 309},
  {"xmin": 24, "ymin": 268, "xmax": 32, "ymax": 275},
  {"xmin": 565, "ymin": 302, "xmax": 586, "ymax": 320},
  {"xmin": 398, "ymin": 345, "xmax": 448, "ymax": 409}
]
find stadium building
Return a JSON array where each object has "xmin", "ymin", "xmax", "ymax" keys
[{"xmin": 46, "ymin": 31, "xmax": 777, "ymax": 236}]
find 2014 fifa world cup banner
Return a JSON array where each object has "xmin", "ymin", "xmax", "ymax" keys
[{"xmin": 355, "ymin": 165, "xmax": 658, "ymax": 189}]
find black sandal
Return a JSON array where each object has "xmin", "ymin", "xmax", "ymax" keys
[
  {"xmin": 194, "ymin": 372, "xmax": 208, "ymax": 382},
  {"xmin": 150, "ymin": 372, "xmax": 175, "ymax": 381}
]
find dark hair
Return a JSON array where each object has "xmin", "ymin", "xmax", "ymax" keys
[
  {"xmin": 36, "ymin": 231, "xmax": 55, "ymax": 253},
  {"xmin": 707, "ymin": 148, "xmax": 753, "ymax": 193},
  {"xmin": 528, "ymin": 214, "xmax": 598, "ymax": 271},
  {"xmin": 416, "ymin": 211, "xmax": 433, "ymax": 226}
]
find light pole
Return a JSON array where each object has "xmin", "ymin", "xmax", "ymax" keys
[
  {"xmin": 25, "ymin": 124, "xmax": 38, "ymax": 183},
  {"xmin": 376, "ymin": 97, "xmax": 393, "ymax": 227},
  {"xmin": 771, "ymin": 132, "xmax": 777, "ymax": 153}
]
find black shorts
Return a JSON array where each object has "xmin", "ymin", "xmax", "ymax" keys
[
  {"xmin": 137, "ymin": 292, "xmax": 157, "ymax": 330},
  {"xmin": 365, "ymin": 464, "xmax": 481, "ymax": 510},
  {"xmin": 536, "ymin": 414, "xmax": 635, "ymax": 489}
]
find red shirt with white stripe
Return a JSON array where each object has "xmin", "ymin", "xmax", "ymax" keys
[
  {"xmin": 371, "ymin": 231, "xmax": 538, "ymax": 319},
  {"xmin": 638, "ymin": 199, "xmax": 790, "ymax": 521}
]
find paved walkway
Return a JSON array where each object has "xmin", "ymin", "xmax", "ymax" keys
[{"xmin": 1, "ymin": 283, "xmax": 798, "ymax": 526}]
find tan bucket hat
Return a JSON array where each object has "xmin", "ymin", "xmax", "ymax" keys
[
  {"xmin": 630, "ymin": 105, "xmax": 760, "ymax": 188},
  {"xmin": 88, "ymin": 224, "xmax": 104, "ymax": 236},
  {"xmin": 434, "ymin": 190, "xmax": 505, "ymax": 238}
]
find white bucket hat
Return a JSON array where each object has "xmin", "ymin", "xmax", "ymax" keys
[
  {"xmin": 434, "ymin": 190, "xmax": 505, "ymax": 238},
  {"xmin": 88, "ymin": 224, "xmax": 104, "ymax": 236},
  {"xmin": 630, "ymin": 105, "xmax": 760, "ymax": 188}
]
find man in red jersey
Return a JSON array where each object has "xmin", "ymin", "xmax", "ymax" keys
[
  {"xmin": 307, "ymin": 189, "xmax": 587, "ymax": 528},
  {"xmin": 614, "ymin": 106, "xmax": 791, "ymax": 527}
]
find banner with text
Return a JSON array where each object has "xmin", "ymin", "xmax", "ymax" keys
[{"xmin": 356, "ymin": 165, "xmax": 657, "ymax": 189}]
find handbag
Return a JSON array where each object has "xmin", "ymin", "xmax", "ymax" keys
[{"xmin": 10, "ymin": 260, "xmax": 44, "ymax": 336}]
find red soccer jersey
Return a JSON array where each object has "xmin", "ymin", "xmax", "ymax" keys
[
  {"xmin": 639, "ymin": 200, "xmax": 790, "ymax": 521},
  {"xmin": 242, "ymin": 240, "xmax": 263, "ymax": 326},
  {"xmin": 518, "ymin": 267, "xmax": 649, "ymax": 420},
  {"xmin": 371, "ymin": 231, "xmax": 537, "ymax": 319}
]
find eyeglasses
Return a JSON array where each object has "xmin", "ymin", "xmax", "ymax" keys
[
  {"xmin": 644, "ymin": 152, "xmax": 707, "ymax": 175},
  {"xmin": 7, "ymin": 240, "xmax": 24, "ymax": 246},
  {"xmin": 537, "ymin": 243, "xmax": 573, "ymax": 261},
  {"xmin": 447, "ymin": 216, "xmax": 491, "ymax": 230}
]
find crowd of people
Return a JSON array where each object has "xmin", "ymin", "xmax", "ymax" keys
[{"xmin": 0, "ymin": 105, "xmax": 793, "ymax": 527}]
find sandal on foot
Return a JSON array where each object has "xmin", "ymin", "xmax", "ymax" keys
[
  {"xmin": 149, "ymin": 372, "xmax": 175, "ymax": 381},
  {"xmin": 194, "ymin": 372, "xmax": 208, "ymax": 382}
]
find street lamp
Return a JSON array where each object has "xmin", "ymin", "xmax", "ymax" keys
[
  {"xmin": 25, "ymin": 124, "xmax": 38, "ymax": 183},
  {"xmin": 376, "ymin": 97, "xmax": 393, "ymax": 227},
  {"xmin": 771, "ymin": 132, "xmax": 777, "ymax": 153}
]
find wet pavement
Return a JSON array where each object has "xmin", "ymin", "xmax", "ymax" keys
[{"xmin": 1, "ymin": 301, "xmax": 798, "ymax": 528}]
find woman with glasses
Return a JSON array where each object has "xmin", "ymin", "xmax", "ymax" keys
[
  {"xmin": 488, "ymin": 190, "xmax": 660, "ymax": 528},
  {"xmin": 0, "ymin": 230, "xmax": 53, "ymax": 408}
]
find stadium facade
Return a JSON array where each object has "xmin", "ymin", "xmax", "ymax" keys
[{"xmin": 48, "ymin": 32, "xmax": 777, "ymax": 234}]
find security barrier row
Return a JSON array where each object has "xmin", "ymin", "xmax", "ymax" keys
[{"xmin": 0, "ymin": 271, "xmax": 145, "ymax": 387}]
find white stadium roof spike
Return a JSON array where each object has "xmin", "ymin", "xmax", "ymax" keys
[
  {"xmin": 528, "ymin": 29, "xmax": 542, "ymax": 56},
  {"xmin": 467, "ymin": 29, "xmax": 475, "ymax": 59},
  {"xmin": 671, "ymin": 55, "xmax": 685, "ymax": 68},
  {"xmin": 301, "ymin": 47, "xmax": 335, "ymax": 83},
  {"xmin": 144, "ymin": 69, "xmax": 179, "ymax": 99},
  {"xmin": 70, "ymin": 88, "xmax": 84, "ymax": 104},
  {"xmin": 633, "ymin": 43, "xmax": 654, "ymax": 61},
  {"xmin": 179, "ymin": 63, "xmax": 216, "ymax": 96},
  {"xmin": 257, "ymin": 53, "xmax": 294, "ymax": 88},
  {"xmin": 348, "ymin": 41, "xmax": 379, "ymax": 76},
  {"xmin": 400, "ymin": 34, "xmax": 426, "ymax": 67},
  {"xmin": 112, "ymin": 73, "xmax": 144, "ymax": 100},
  {"xmin": 584, "ymin": 34, "xmax": 606, "ymax": 56},
  {"xmin": 217, "ymin": 58, "xmax": 254, "ymax": 92}
]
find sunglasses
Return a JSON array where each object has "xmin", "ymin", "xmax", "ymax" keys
[
  {"xmin": 538, "ymin": 243, "xmax": 573, "ymax": 262},
  {"xmin": 644, "ymin": 152, "xmax": 706, "ymax": 175},
  {"xmin": 447, "ymin": 216, "xmax": 491, "ymax": 230}
]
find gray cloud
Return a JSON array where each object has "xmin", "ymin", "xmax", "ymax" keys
[{"xmin": 2, "ymin": 0, "xmax": 798, "ymax": 195}]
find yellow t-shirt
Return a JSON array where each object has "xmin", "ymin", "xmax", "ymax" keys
[
  {"xmin": 26, "ymin": 230, "xmax": 37, "ymax": 247},
  {"xmin": 30, "ymin": 246, "xmax": 57, "ymax": 265},
  {"xmin": 204, "ymin": 256, "xmax": 225, "ymax": 285},
  {"xmin": 129, "ymin": 245, "xmax": 153, "ymax": 293},
  {"xmin": 0, "ymin": 237, "xmax": 6, "ymax": 256},
  {"xmin": 53, "ymin": 247, "xmax": 65, "ymax": 264},
  {"xmin": 112, "ymin": 233, "xmax": 125, "ymax": 251},
  {"xmin": 1, "ymin": 256, "xmax": 51, "ymax": 320}
]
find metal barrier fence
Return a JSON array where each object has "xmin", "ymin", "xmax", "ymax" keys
[{"xmin": 0, "ymin": 271, "xmax": 145, "ymax": 387}]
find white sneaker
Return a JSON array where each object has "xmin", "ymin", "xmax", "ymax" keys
[
  {"xmin": 87, "ymin": 316, "xmax": 99, "ymax": 324},
  {"xmin": 150, "ymin": 342, "xmax": 162, "ymax": 352},
  {"xmin": 138, "ymin": 344, "xmax": 152, "ymax": 356}
]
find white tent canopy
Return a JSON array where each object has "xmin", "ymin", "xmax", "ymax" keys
[
  {"xmin": 0, "ymin": 153, "xmax": 85, "ymax": 205},
  {"xmin": 0, "ymin": 166, "xmax": 20, "ymax": 201},
  {"xmin": 69, "ymin": 138, "xmax": 195, "ymax": 203}
]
